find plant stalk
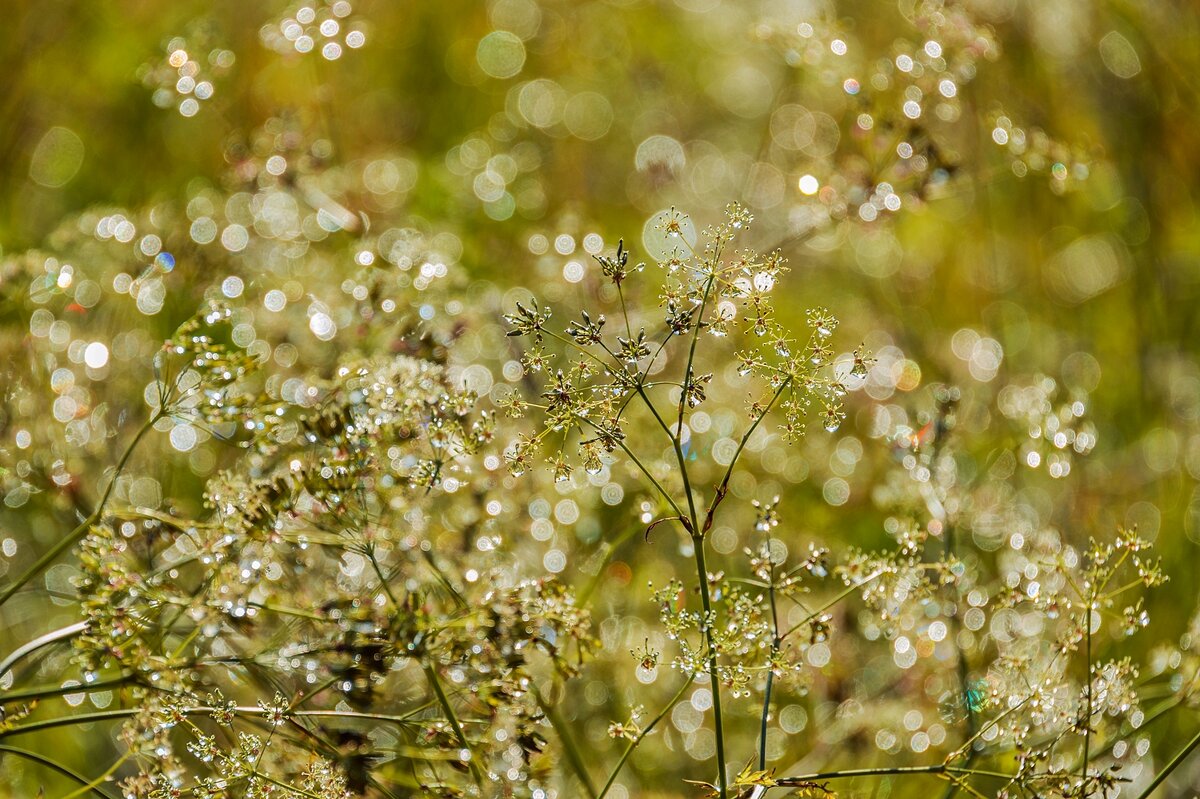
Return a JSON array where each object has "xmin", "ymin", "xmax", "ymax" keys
[
  {"xmin": 693, "ymin": 537, "xmax": 728, "ymax": 798},
  {"xmin": 0, "ymin": 411, "xmax": 161, "ymax": 609}
]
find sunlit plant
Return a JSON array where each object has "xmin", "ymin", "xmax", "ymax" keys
[{"xmin": 1, "ymin": 2, "xmax": 1198, "ymax": 799}]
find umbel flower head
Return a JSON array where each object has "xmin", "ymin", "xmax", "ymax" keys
[{"xmin": 504, "ymin": 203, "xmax": 865, "ymax": 491}]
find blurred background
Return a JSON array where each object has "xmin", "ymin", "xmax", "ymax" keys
[{"xmin": 2, "ymin": 0, "xmax": 1199, "ymax": 795}]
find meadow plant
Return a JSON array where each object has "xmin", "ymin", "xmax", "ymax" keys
[{"xmin": 1, "ymin": 1, "xmax": 1198, "ymax": 799}]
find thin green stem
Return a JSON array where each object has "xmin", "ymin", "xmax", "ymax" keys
[
  {"xmin": 702, "ymin": 377, "xmax": 791, "ymax": 534},
  {"xmin": 758, "ymin": 635, "xmax": 780, "ymax": 771},
  {"xmin": 0, "ymin": 410, "xmax": 162, "ymax": 608},
  {"xmin": 0, "ymin": 706, "xmax": 429, "ymax": 740},
  {"xmin": 1135, "ymin": 726, "xmax": 1200, "ymax": 798},
  {"xmin": 946, "ymin": 692, "xmax": 1034, "ymax": 764},
  {"xmin": 693, "ymin": 538, "xmax": 728, "ymax": 798},
  {"xmin": 253, "ymin": 770, "xmax": 326, "ymax": 799},
  {"xmin": 169, "ymin": 625, "xmax": 202, "ymax": 661},
  {"xmin": 545, "ymin": 329, "xmax": 627, "ymax": 380},
  {"xmin": 614, "ymin": 439, "xmax": 688, "ymax": 523},
  {"xmin": 673, "ymin": 274, "xmax": 716, "ymax": 532},
  {"xmin": 776, "ymin": 764, "xmax": 1017, "ymax": 786},
  {"xmin": 1081, "ymin": 599, "xmax": 1094, "ymax": 791},
  {"xmin": 0, "ymin": 673, "xmax": 135, "ymax": 705},
  {"xmin": 615, "ymin": 336, "xmax": 675, "ymax": 419},
  {"xmin": 366, "ymin": 546, "xmax": 400, "ymax": 607},
  {"xmin": 59, "ymin": 750, "xmax": 132, "ymax": 799},
  {"xmin": 0, "ymin": 621, "xmax": 87, "ymax": 679},
  {"xmin": 778, "ymin": 765, "xmax": 946, "ymax": 784},
  {"xmin": 420, "ymin": 549, "xmax": 469, "ymax": 609},
  {"xmin": 568, "ymin": 409, "xmax": 689, "ymax": 524},
  {"xmin": 291, "ymin": 708, "xmax": 432, "ymax": 725},
  {"xmin": 245, "ymin": 601, "xmax": 329, "ymax": 623},
  {"xmin": 759, "ymin": 529, "xmax": 781, "ymax": 771},
  {"xmin": 781, "ymin": 570, "xmax": 884, "ymax": 641},
  {"xmin": 0, "ymin": 744, "xmax": 115, "ymax": 798},
  {"xmin": 598, "ymin": 675, "xmax": 693, "ymax": 799},
  {"xmin": 637, "ymin": 383, "xmax": 685, "ymax": 453},
  {"xmin": 616, "ymin": 282, "xmax": 634, "ymax": 341},
  {"xmin": 940, "ymin": 520, "xmax": 976, "ymax": 799},
  {"xmin": 287, "ymin": 674, "xmax": 342, "ymax": 712},
  {"xmin": 422, "ymin": 662, "xmax": 485, "ymax": 786},
  {"xmin": 670, "ymin": 268, "xmax": 728, "ymax": 797}
]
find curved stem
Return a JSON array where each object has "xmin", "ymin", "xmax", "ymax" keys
[
  {"xmin": 0, "ymin": 621, "xmax": 87, "ymax": 680},
  {"xmin": 0, "ymin": 411, "xmax": 162, "ymax": 608},
  {"xmin": 59, "ymin": 750, "xmax": 131, "ymax": 799},
  {"xmin": 0, "ymin": 744, "xmax": 115, "ymax": 798}
]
